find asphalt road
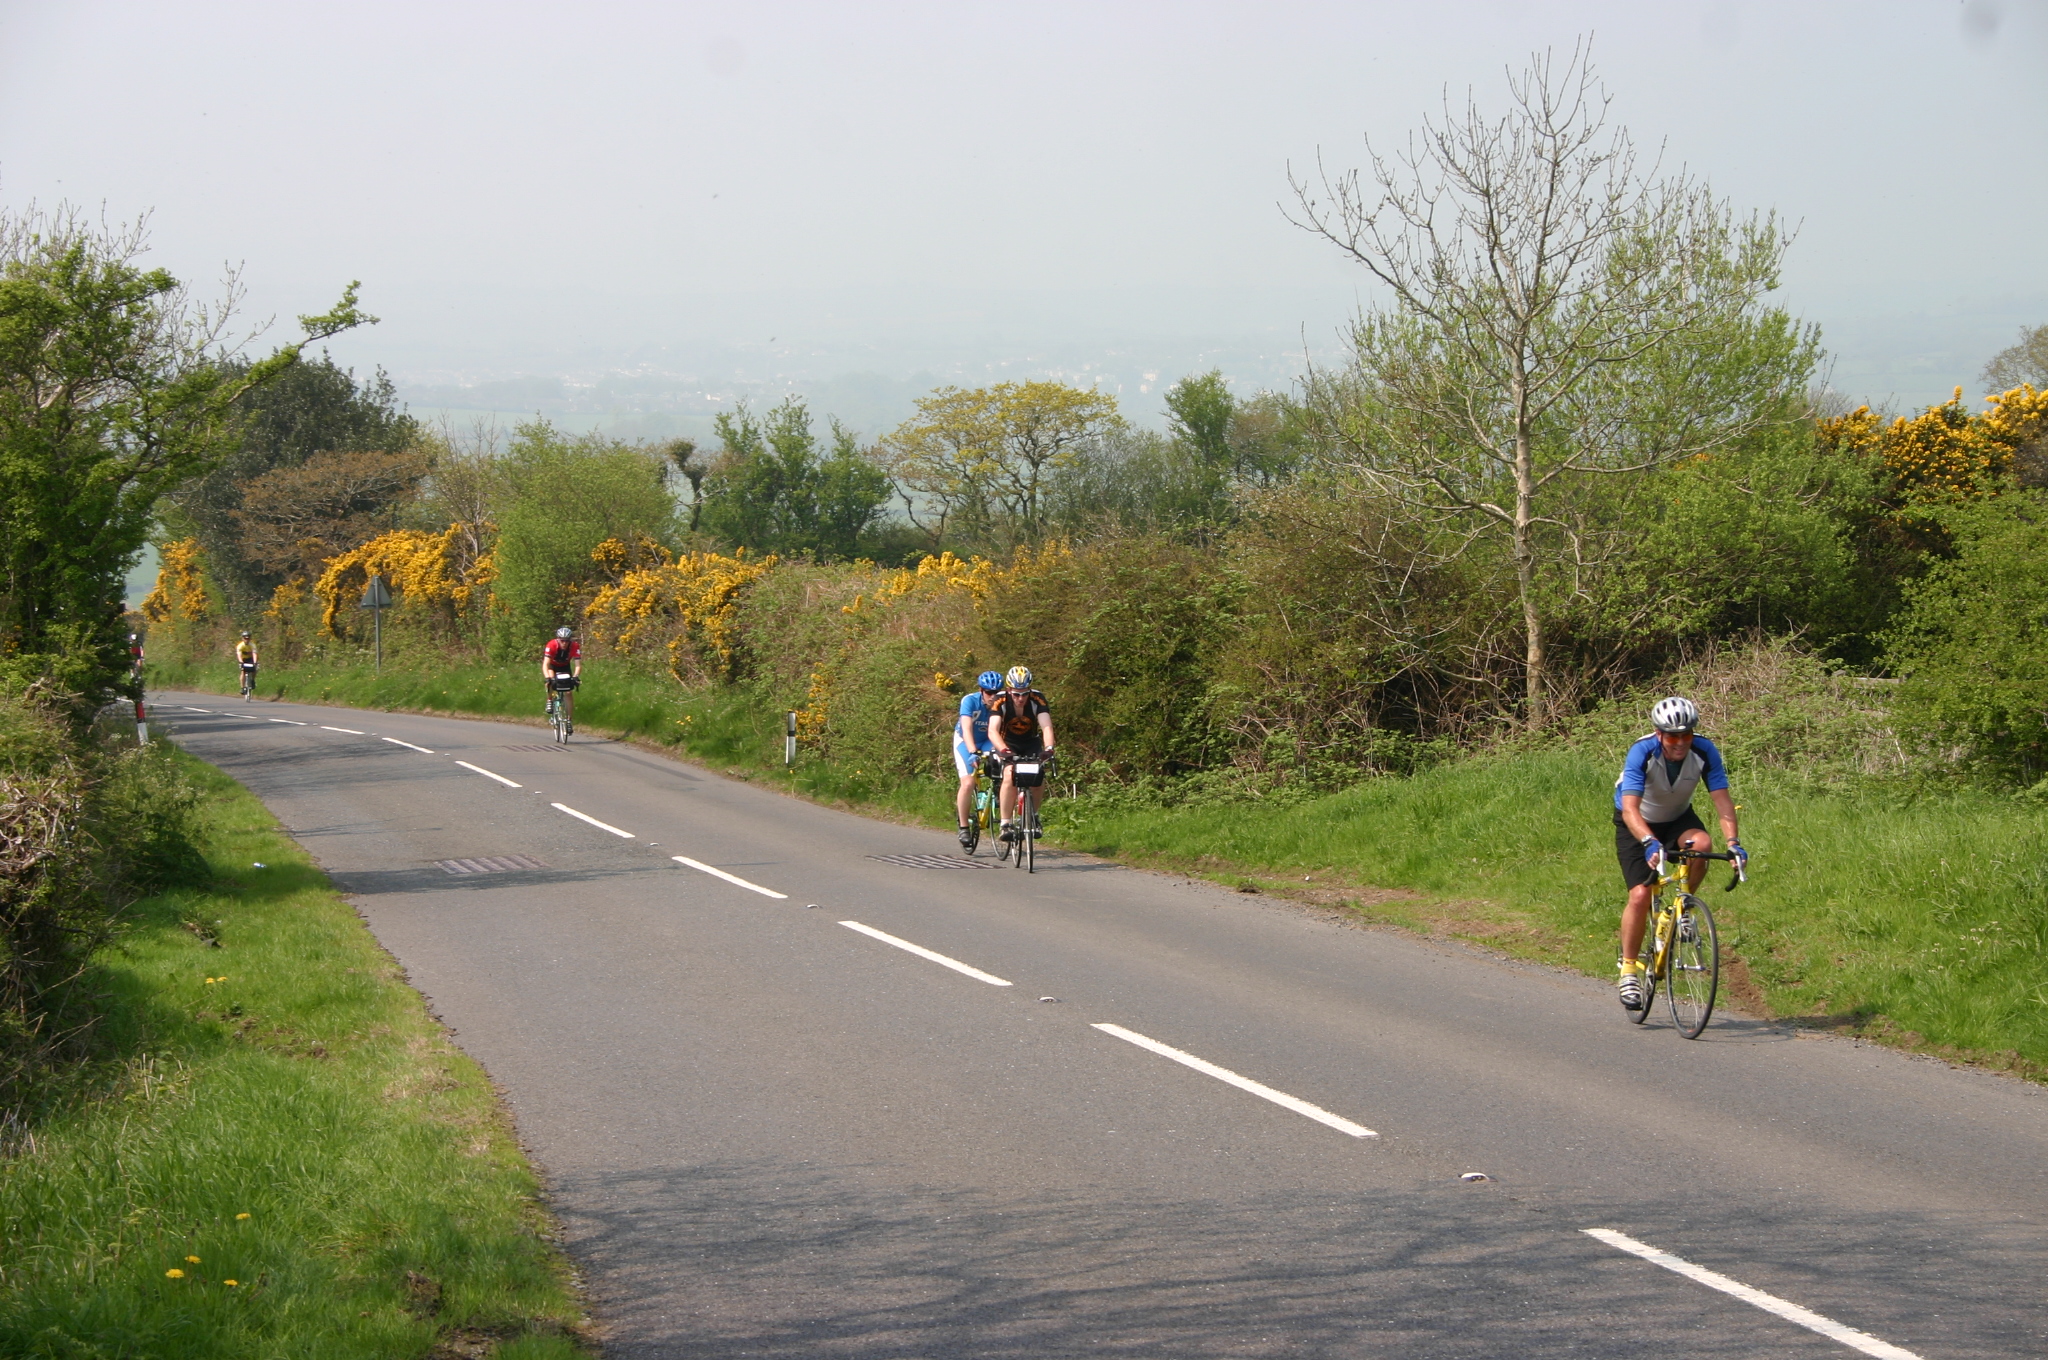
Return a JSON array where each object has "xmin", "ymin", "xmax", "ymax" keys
[{"xmin": 156, "ymin": 691, "xmax": 2047, "ymax": 1359}]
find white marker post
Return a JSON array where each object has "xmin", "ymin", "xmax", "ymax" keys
[
  {"xmin": 359, "ymin": 573, "xmax": 393, "ymax": 671},
  {"xmin": 785, "ymin": 710, "xmax": 797, "ymax": 767}
]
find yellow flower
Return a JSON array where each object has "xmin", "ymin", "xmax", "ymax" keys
[
  {"xmin": 236, "ymin": 1212, "xmax": 251, "ymax": 1220},
  {"xmin": 186, "ymin": 1255, "xmax": 201, "ymax": 1263},
  {"xmin": 224, "ymin": 1279, "xmax": 239, "ymax": 1287},
  {"xmin": 166, "ymin": 1268, "xmax": 185, "ymax": 1278}
]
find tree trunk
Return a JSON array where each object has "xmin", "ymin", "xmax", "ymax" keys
[{"xmin": 1512, "ymin": 415, "xmax": 1546, "ymax": 729}]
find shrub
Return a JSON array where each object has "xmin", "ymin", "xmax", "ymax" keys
[{"xmin": 1885, "ymin": 491, "xmax": 2048, "ymax": 787}]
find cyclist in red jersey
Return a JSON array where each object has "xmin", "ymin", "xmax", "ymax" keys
[{"xmin": 542, "ymin": 626, "xmax": 581, "ymax": 712}]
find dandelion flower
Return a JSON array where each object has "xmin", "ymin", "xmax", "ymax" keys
[
  {"xmin": 236, "ymin": 1212, "xmax": 251, "ymax": 1220},
  {"xmin": 166, "ymin": 1268, "xmax": 185, "ymax": 1278},
  {"xmin": 186, "ymin": 1255, "xmax": 201, "ymax": 1263},
  {"xmin": 224, "ymin": 1279, "xmax": 239, "ymax": 1287}
]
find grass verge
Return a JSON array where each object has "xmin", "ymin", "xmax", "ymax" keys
[
  {"xmin": 0, "ymin": 749, "xmax": 590, "ymax": 1359},
  {"xmin": 153, "ymin": 656, "xmax": 2048, "ymax": 1078},
  {"xmin": 1049, "ymin": 749, "xmax": 2048, "ymax": 1076}
]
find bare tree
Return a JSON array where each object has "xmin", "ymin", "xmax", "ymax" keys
[
  {"xmin": 1982, "ymin": 323, "xmax": 2048, "ymax": 393},
  {"xmin": 1288, "ymin": 43, "xmax": 1816, "ymax": 725}
]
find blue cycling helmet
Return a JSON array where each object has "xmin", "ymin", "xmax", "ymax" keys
[
  {"xmin": 976, "ymin": 670, "xmax": 1003, "ymax": 692},
  {"xmin": 1005, "ymin": 665, "xmax": 1033, "ymax": 689}
]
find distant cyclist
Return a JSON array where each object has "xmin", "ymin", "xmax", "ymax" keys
[
  {"xmin": 235, "ymin": 631, "xmax": 258, "ymax": 697},
  {"xmin": 542, "ymin": 626, "xmax": 581, "ymax": 712},
  {"xmin": 954, "ymin": 670, "xmax": 1004, "ymax": 848},
  {"xmin": 987, "ymin": 665, "xmax": 1055, "ymax": 844},
  {"xmin": 1613, "ymin": 696, "xmax": 1747, "ymax": 1012}
]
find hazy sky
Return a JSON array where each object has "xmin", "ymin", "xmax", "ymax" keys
[{"xmin": 3, "ymin": 0, "xmax": 2044, "ymax": 434}]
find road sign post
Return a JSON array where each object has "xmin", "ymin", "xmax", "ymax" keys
[{"xmin": 359, "ymin": 574, "xmax": 394, "ymax": 670}]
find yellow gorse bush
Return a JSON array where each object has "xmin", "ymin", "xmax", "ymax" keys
[
  {"xmin": 1819, "ymin": 385, "xmax": 2047, "ymax": 505},
  {"xmin": 581, "ymin": 542, "xmax": 777, "ymax": 682},
  {"xmin": 140, "ymin": 539, "xmax": 212, "ymax": 624},
  {"xmin": 797, "ymin": 545, "xmax": 1068, "ymax": 743},
  {"xmin": 312, "ymin": 524, "xmax": 497, "ymax": 636}
]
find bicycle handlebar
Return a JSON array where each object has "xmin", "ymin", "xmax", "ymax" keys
[{"xmin": 1668, "ymin": 846, "xmax": 1747, "ymax": 892}]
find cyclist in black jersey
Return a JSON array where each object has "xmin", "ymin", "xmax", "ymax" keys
[{"xmin": 987, "ymin": 664, "xmax": 1055, "ymax": 843}]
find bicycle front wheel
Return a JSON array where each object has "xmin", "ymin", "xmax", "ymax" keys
[
  {"xmin": 1023, "ymin": 793, "xmax": 1036, "ymax": 873},
  {"xmin": 1665, "ymin": 894, "xmax": 1719, "ymax": 1039}
]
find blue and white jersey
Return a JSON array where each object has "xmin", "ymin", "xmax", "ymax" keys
[
  {"xmin": 956, "ymin": 691, "xmax": 997, "ymax": 752},
  {"xmin": 1614, "ymin": 734, "xmax": 1729, "ymax": 822}
]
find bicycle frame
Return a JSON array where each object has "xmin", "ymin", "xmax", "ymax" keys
[{"xmin": 1637, "ymin": 845, "xmax": 1744, "ymax": 1037}]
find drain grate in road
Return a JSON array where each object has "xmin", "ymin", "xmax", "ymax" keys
[
  {"xmin": 866, "ymin": 853, "xmax": 991, "ymax": 870},
  {"xmin": 503, "ymin": 744, "xmax": 565, "ymax": 752},
  {"xmin": 436, "ymin": 855, "xmax": 549, "ymax": 875}
]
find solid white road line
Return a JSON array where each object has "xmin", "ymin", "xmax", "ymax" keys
[
  {"xmin": 1091, "ymin": 1023, "xmax": 1377, "ymax": 1138},
  {"xmin": 267, "ymin": 718, "xmax": 307, "ymax": 725},
  {"xmin": 553, "ymin": 803, "xmax": 633, "ymax": 838},
  {"xmin": 672, "ymin": 856, "xmax": 788, "ymax": 899},
  {"xmin": 381, "ymin": 737, "xmax": 436, "ymax": 753},
  {"xmin": 838, "ymin": 920, "xmax": 1013, "ymax": 986},
  {"xmin": 456, "ymin": 760, "xmax": 522, "ymax": 788},
  {"xmin": 322, "ymin": 725, "xmax": 366, "ymax": 734},
  {"xmin": 1581, "ymin": 1229, "xmax": 1923, "ymax": 1360}
]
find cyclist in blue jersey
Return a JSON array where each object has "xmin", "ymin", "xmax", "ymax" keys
[
  {"xmin": 954, "ymin": 670, "xmax": 1005, "ymax": 847},
  {"xmin": 1613, "ymin": 696, "xmax": 1747, "ymax": 1011}
]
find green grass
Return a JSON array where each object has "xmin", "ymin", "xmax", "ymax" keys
[
  {"xmin": 151, "ymin": 655, "xmax": 2048, "ymax": 1076},
  {"xmin": 0, "ymin": 752, "xmax": 589, "ymax": 1358},
  {"xmin": 1048, "ymin": 749, "xmax": 2048, "ymax": 1073}
]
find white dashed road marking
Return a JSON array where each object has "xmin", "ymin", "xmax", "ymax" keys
[
  {"xmin": 1092, "ymin": 1023, "xmax": 1377, "ymax": 1138},
  {"xmin": 456, "ymin": 760, "xmax": 522, "ymax": 788},
  {"xmin": 672, "ymin": 856, "xmax": 788, "ymax": 899},
  {"xmin": 381, "ymin": 737, "xmax": 436, "ymax": 753},
  {"xmin": 322, "ymin": 726, "xmax": 365, "ymax": 734},
  {"xmin": 553, "ymin": 803, "xmax": 633, "ymax": 838},
  {"xmin": 267, "ymin": 718, "xmax": 307, "ymax": 725},
  {"xmin": 838, "ymin": 920, "xmax": 1013, "ymax": 986},
  {"xmin": 1581, "ymin": 1230, "xmax": 1923, "ymax": 1359}
]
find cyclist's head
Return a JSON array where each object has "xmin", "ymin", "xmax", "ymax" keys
[
  {"xmin": 976, "ymin": 670, "xmax": 1003, "ymax": 693},
  {"xmin": 1649, "ymin": 696, "xmax": 1699, "ymax": 735},
  {"xmin": 556, "ymin": 626, "xmax": 573, "ymax": 640},
  {"xmin": 240, "ymin": 631, "xmax": 251, "ymax": 639},
  {"xmin": 1004, "ymin": 665, "xmax": 1033, "ymax": 691},
  {"xmin": 128, "ymin": 633, "xmax": 138, "ymax": 642}
]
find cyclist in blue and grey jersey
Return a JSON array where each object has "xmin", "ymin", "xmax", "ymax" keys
[
  {"xmin": 954, "ymin": 670, "xmax": 1004, "ymax": 847},
  {"xmin": 1613, "ymin": 696, "xmax": 1748, "ymax": 1011}
]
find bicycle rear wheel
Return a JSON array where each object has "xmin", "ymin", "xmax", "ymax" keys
[{"xmin": 1665, "ymin": 894, "xmax": 1719, "ymax": 1038}]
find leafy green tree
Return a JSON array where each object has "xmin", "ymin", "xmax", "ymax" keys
[
  {"xmin": 699, "ymin": 398, "xmax": 890, "ymax": 558},
  {"xmin": 0, "ymin": 206, "xmax": 366, "ymax": 708},
  {"xmin": 1885, "ymin": 491, "xmax": 2048, "ymax": 787},
  {"xmin": 879, "ymin": 381, "xmax": 1123, "ymax": 550},
  {"xmin": 1165, "ymin": 371, "xmax": 1235, "ymax": 470},
  {"xmin": 170, "ymin": 354, "xmax": 418, "ymax": 614},
  {"xmin": 489, "ymin": 422, "xmax": 678, "ymax": 650},
  {"xmin": 1290, "ymin": 47, "xmax": 1817, "ymax": 725}
]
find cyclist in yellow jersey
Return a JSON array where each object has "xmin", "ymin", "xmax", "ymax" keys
[{"xmin": 234, "ymin": 631, "xmax": 258, "ymax": 696}]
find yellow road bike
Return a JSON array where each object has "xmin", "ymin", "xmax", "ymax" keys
[
  {"xmin": 961, "ymin": 754, "xmax": 1001, "ymax": 856},
  {"xmin": 1630, "ymin": 846, "xmax": 1745, "ymax": 1039}
]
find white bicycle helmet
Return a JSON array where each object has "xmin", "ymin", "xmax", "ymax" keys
[{"xmin": 1649, "ymin": 696, "xmax": 1699, "ymax": 734}]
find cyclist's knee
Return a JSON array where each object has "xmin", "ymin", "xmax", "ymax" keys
[{"xmin": 1678, "ymin": 829, "xmax": 1711, "ymax": 851}]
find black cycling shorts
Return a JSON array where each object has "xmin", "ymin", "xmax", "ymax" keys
[{"xmin": 1614, "ymin": 807, "xmax": 1706, "ymax": 889}]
